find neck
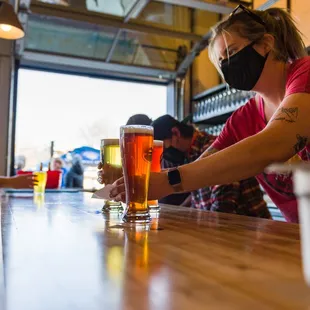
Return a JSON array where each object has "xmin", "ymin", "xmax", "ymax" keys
[{"xmin": 254, "ymin": 59, "xmax": 287, "ymax": 108}]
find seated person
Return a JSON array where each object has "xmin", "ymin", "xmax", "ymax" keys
[
  {"xmin": 65, "ymin": 155, "xmax": 84, "ymax": 188},
  {"xmin": 126, "ymin": 114, "xmax": 152, "ymax": 126},
  {"xmin": 51, "ymin": 158, "xmax": 67, "ymax": 188},
  {"xmin": 152, "ymin": 115, "xmax": 271, "ymax": 218}
]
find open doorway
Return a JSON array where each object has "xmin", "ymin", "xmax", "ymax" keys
[{"xmin": 15, "ymin": 68, "xmax": 167, "ymax": 190}]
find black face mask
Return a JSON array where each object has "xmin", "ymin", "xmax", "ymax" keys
[
  {"xmin": 221, "ymin": 41, "xmax": 269, "ymax": 91},
  {"xmin": 163, "ymin": 146, "xmax": 186, "ymax": 165}
]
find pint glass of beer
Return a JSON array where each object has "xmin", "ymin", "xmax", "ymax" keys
[
  {"xmin": 100, "ymin": 138, "xmax": 123, "ymax": 212},
  {"xmin": 120, "ymin": 125, "xmax": 153, "ymax": 223},
  {"xmin": 148, "ymin": 140, "xmax": 163, "ymax": 210}
]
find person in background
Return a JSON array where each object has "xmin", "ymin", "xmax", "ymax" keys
[
  {"xmin": 51, "ymin": 158, "xmax": 67, "ymax": 188},
  {"xmin": 65, "ymin": 155, "xmax": 84, "ymax": 188},
  {"xmin": 126, "ymin": 114, "xmax": 152, "ymax": 126},
  {"xmin": 111, "ymin": 6, "xmax": 310, "ymax": 223},
  {"xmin": 127, "ymin": 113, "xmax": 190, "ymax": 205},
  {"xmin": 152, "ymin": 114, "xmax": 271, "ymax": 218},
  {"xmin": 0, "ymin": 175, "xmax": 37, "ymax": 189},
  {"xmin": 14, "ymin": 155, "xmax": 26, "ymax": 175}
]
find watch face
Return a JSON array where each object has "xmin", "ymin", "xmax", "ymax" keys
[{"xmin": 168, "ymin": 169, "xmax": 181, "ymax": 186}]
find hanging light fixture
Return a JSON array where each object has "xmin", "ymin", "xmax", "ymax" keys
[{"xmin": 0, "ymin": 1, "xmax": 24, "ymax": 40}]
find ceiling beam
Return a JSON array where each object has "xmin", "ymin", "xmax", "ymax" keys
[
  {"xmin": 21, "ymin": 50, "xmax": 176, "ymax": 81},
  {"xmin": 155, "ymin": 0, "xmax": 236, "ymax": 15},
  {"xmin": 124, "ymin": 0, "xmax": 151, "ymax": 22},
  {"xmin": 256, "ymin": 0, "xmax": 279, "ymax": 10},
  {"xmin": 27, "ymin": 1, "xmax": 202, "ymax": 42}
]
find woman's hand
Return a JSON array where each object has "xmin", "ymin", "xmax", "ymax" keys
[
  {"xmin": 97, "ymin": 162, "xmax": 123, "ymax": 185},
  {"xmin": 110, "ymin": 177, "xmax": 125, "ymax": 202},
  {"xmin": 110, "ymin": 172, "xmax": 172, "ymax": 202},
  {"xmin": 5, "ymin": 175, "xmax": 38, "ymax": 189},
  {"xmin": 97, "ymin": 162, "xmax": 104, "ymax": 184}
]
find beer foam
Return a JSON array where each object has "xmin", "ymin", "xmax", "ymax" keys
[
  {"xmin": 121, "ymin": 125, "xmax": 153, "ymax": 135},
  {"xmin": 154, "ymin": 140, "xmax": 163, "ymax": 147},
  {"xmin": 101, "ymin": 138, "xmax": 119, "ymax": 146}
]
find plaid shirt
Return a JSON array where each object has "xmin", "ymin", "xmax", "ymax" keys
[{"xmin": 163, "ymin": 130, "xmax": 271, "ymax": 219}]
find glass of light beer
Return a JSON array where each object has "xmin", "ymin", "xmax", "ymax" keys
[
  {"xmin": 148, "ymin": 140, "xmax": 163, "ymax": 211},
  {"xmin": 120, "ymin": 125, "xmax": 153, "ymax": 223},
  {"xmin": 100, "ymin": 138, "xmax": 123, "ymax": 212}
]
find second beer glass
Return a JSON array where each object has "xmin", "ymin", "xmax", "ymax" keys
[
  {"xmin": 100, "ymin": 138, "xmax": 123, "ymax": 212},
  {"xmin": 120, "ymin": 125, "xmax": 153, "ymax": 223},
  {"xmin": 148, "ymin": 140, "xmax": 163, "ymax": 210}
]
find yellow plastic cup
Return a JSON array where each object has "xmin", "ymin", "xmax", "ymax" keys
[{"xmin": 33, "ymin": 171, "xmax": 47, "ymax": 195}]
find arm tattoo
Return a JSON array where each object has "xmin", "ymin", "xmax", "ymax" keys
[
  {"xmin": 199, "ymin": 146, "xmax": 218, "ymax": 160},
  {"xmin": 273, "ymin": 107, "xmax": 298, "ymax": 123},
  {"xmin": 206, "ymin": 146, "xmax": 218, "ymax": 155},
  {"xmin": 293, "ymin": 134, "xmax": 308, "ymax": 153}
]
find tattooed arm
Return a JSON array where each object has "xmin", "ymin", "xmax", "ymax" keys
[
  {"xmin": 139, "ymin": 93, "xmax": 310, "ymax": 199},
  {"xmin": 198, "ymin": 146, "xmax": 219, "ymax": 159}
]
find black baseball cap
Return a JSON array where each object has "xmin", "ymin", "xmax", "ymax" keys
[
  {"xmin": 126, "ymin": 114, "xmax": 152, "ymax": 126},
  {"xmin": 152, "ymin": 114, "xmax": 180, "ymax": 140}
]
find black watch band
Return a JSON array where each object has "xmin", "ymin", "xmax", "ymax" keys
[{"xmin": 167, "ymin": 168, "xmax": 183, "ymax": 192}]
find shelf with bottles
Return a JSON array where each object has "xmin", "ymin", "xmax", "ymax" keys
[
  {"xmin": 203, "ymin": 123, "xmax": 225, "ymax": 137},
  {"xmin": 192, "ymin": 84, "xmax": 255, "ymax": 125}
]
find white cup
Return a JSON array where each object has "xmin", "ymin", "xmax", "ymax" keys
[
  {"xmin": 293, "ymin": 167, "xmax": 310, "ymax": 286},
  {"xmin": 267, "ymin": 163, "xmax": 310, "ymax": 286}
]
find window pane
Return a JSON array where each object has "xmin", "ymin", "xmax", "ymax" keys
[
  {"xmin": 111, "ymin": 30, "xmax": 188, "ymax": 70},
  {"xmin": 25, "ymin": 16, "xmax": 117, "ymax": 60}
]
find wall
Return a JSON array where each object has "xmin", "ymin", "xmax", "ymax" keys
[
  {"xmin": 254, "ymin": 0, "xmax": 310, "ymax": 47},
  {"xmin": 192, "ymin": 10, "xmax": 219, "ymax": 97},
  {"xmin": 0, "ymin": 39, "xmax": 13, "ymax": 176},
  {"xmin": 291, "ymin": 0, "xmax": 310, "ymax": 46}
]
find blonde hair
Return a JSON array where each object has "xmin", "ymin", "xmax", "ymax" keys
[{"xmin": 209, "ymin": 8, "xmax": 306, "ymax": 69}]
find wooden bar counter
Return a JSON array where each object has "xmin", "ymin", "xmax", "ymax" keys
[{"xmin": 1, "ymin": 191, "xmax": 310, "ymax": 310}]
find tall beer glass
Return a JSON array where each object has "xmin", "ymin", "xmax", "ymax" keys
[
  {"xmin": 120, "ymin": 125, "xmax": 153, "ymax": 223},
  {"xmin": 100, "ymin": 138, "xmax": 123, "ymax": 212},
  {"xmin": 148, "ymin": 140, "xmax": 163, "ymax": 210}
]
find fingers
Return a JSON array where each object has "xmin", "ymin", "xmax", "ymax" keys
[
  {"xmin": 31, "ymin": 175, "xmax": 39, "ymax": 185},
  {"xmin": 97, "ymin": 170, "xmax": 104, "ymax": 184},
  {"xmin": 110, "ymin": 183, "xmax": 125, "ymax": 200},
  {"xmin": 97, "ymin": 162, "xmax": 103, "ymax": 169},
  {"xmin": 113, "ymin": 177, "xmax": 124, "ymax": 186},
  {"xmin": 114, "ymin": 192, "xmax": 126, "ymax": 203}
]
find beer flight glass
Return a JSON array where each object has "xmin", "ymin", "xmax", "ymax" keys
[
  {"xmin": 100, "ymin": 138, "xmax": 123, "ymax": 212},
  {"xmin": 120, "ymin": 125, "xmax": 153, "ymax": 223},
  {"xmin": 148, "ymin": 140, "xmax": 163, "ymax": 211}
]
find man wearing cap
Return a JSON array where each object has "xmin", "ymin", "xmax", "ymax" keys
[
  {"xmin": 126, "ymin": 114, "xmax": 152, "ymax": 126},
  {"xmin": 152, "ymin": 114, "xmax": 271, "ymax": 218}
]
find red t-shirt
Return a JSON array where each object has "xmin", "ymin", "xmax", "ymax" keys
[{"xmin": 212, "ymin": 57, "xmax": 310, "ymax": 223}]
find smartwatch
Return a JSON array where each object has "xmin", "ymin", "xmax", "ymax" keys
[{"xmin": 167, "ymin": 168, "xmax": 183, "ymax": 192}]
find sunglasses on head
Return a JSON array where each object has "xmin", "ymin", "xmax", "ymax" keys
[{"xmin": 229, "ymin": 4, "xmax": 266, "ymax": 27}]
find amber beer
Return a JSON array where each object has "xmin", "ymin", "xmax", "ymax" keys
[
  {"xmin": 148, "ymin": 140, "xmax": 163, "ymax": 210},
  {"xmin": 120, "ymin": 125, "xmax": 153, "ymax": 223},
  {"xmin": 100, "ymin": 139, "xmax": 123, "ymax": 211}
]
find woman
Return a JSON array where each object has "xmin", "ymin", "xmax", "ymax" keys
[{"xmin": 111, "ymin": 6, "xmax": 310, "ymax": 223}]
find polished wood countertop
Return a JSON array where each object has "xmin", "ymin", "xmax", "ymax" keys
[{"xmin": 1, "ymin": 192, "xmax": 309, "ymax": 310}]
